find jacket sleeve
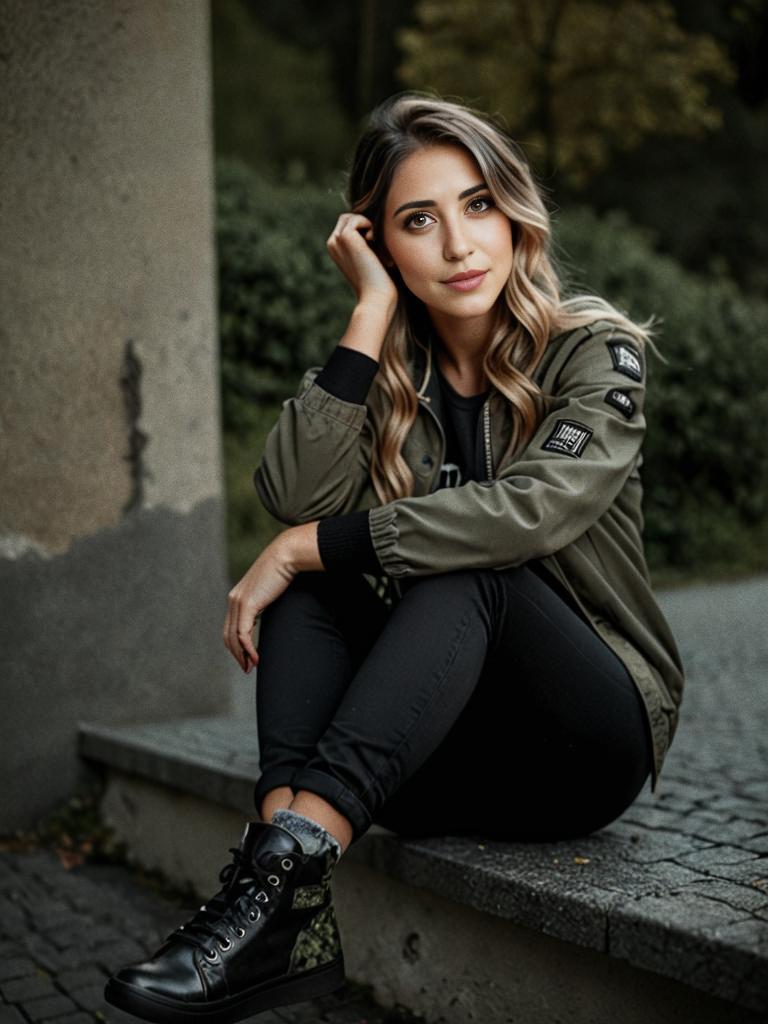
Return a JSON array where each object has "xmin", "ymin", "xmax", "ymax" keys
[
  {"xmin": 366, "ymin": 326, "xmax": 647, "ymax": 578},
  {"xmin": 253, "ymin": 349, "xmax": 379, "ymax": 524}
]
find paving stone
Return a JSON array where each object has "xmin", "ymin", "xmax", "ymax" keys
[
  {"xmin": 692, "ymin": 877, "xmax": 768, "ymax": 913},
  {"xmin": 70, "ymin": 984, "xmax": 108, "ymax": 1012},
  {"xmin": 687, "ymin": 818, "xmax": 768, "ymax": 844},
  {"xmin": 1, "ymin": 974, "xmax": 57, "ymax": 1002},
  {"xmin": 743, "ymin": 834, "xmax": 768, "ymax": 855},
  {"xmin": 0, "ymin": 958, "xmax": 38, "ymax": 983},
  {"xmin": 92, "ymin": 939, "xmax": 147, "ymax": 974},
  {"xmin": 19, "ymin": 994, "xmax": 79, "ymax": 1021},
  {"xmin": 0, "ymin": 896, "xmax": 28, "ymax": 932},
  {"xmin": 99, "ymin": 1006, "xmax": 148, "ymax": 1024},
  {"xmin": 676, "ymin": 845, "xmax": 762, "ymax": 868},
  {"xmin": 0, "ymin": 1007, "xmax": 27, "ymax": 1024},
  {"xmin": 77, "ymin": 923, "xmax": 124, "ymax": 948},
  {"xmin": 47, "ymin": 1014, "xmax": 94, "ymax": 1024},
  {"xmin": 19, "ymin": 937, "xmax": 92, "ymax": 974},
  {"xmin": 54, "ymin": 966, "xmax": 108, "ymax": 992},
  {"xmin": 694, "ymin": 857, "xmax": 768, "ymax": 885},
  {"xmin": 640, "ymin": 861, "xmax": 712, "ymax": 889},
  {"xmin": 0, "ymin": 861, "xmax": 20, "ymax": 890}
]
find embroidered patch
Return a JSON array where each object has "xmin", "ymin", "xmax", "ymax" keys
[
  {"xmin": 292, "ymin": 884, "xmax": 327, "ymax": 910},
  {"xmin": 603, "ymin": 388, "xmax": 636, "ymax": 419},
  {"xmin": 607, "ymin": 341, "xmax": 642, "ymax": 381},
  {"xmin": 541, "ymin": 419, "xmax": 593, "ymax": 458}
]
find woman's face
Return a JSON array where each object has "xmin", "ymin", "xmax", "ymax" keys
[{"xmin": 380, "ymin": 143, "xmax": 514, "ymax": 333}]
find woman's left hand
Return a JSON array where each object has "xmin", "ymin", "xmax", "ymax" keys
[{"xmin": 222, "ymin": 523, "xmax": 322, "ymax": 673}]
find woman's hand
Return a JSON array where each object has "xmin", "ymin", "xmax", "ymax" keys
[
  {"xmin": 326, "ymin": 212, "xmax": 398, "ymax": 311},
  {"xmin": 222, "ymin": 523, "xmax": 323, "ymax": 673}
]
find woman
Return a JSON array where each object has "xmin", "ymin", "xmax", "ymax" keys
[{"xmin": 105, "ymin": 91, "xmax": 685, "ymax": 1024}]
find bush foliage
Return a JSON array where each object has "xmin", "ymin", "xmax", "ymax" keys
[
  {"xmin": 217, "ymin": 158, "xmax": 768, "ymax": 580},
  {"xmin": 217, "ymin": 157, "xmax": 353, "ymax": 433}
]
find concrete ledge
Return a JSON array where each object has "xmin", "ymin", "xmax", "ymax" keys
[
  {"xmin": 95, "ymin": 768, "xmax": 763, "ymax": 1024},
  {"xmin": 79, "ymin": 715, "xmax": 259, "ymax": 813},
  {"xmin": 79, "ymin": 716, "xmax": 768, "ymax": 1017}
]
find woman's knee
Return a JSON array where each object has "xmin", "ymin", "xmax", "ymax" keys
[{"xmin": 397, "ymin": 568, "xmax": 509, "ymax": 629}]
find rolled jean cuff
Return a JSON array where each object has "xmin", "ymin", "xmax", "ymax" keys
[
  {"xmin": 289, "ymin": 766, "xmax": 372, "ymax": 842},
  {"xmin": 253, "ymin": 767, "xmax": 303, "ymax": 817}
]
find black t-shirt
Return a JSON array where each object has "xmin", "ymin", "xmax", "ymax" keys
[{"xmin": 433, "ymin": 360, "xmax": 490, "ymax": 489}]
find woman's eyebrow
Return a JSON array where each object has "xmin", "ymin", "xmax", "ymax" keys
[{"xmin": 392, "ymin": 183, "xmax": 487, "ymax": 219}]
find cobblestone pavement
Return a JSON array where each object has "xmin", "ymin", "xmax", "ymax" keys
[
  {"xmin": 0, "ymin": 850, "xmax": 422, "ymax": 1024},
  {"xmin": 625, "ymin": 574, "xmax": 767, "ymax": 846}
]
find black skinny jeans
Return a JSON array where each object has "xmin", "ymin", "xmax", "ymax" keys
[{"xmin": 253, "ymin": 562, "xmax": 654, "ymax": 846}]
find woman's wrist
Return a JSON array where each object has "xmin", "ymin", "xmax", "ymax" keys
[
  {"xmin": 276, "ymin": 521, "xmax": 324, "ymax": 574},
  {"xmin": 354, "ymin": 295, "xmax": 397, "ymax": 320},
  {"xmin": 339, "ymin": 301, "xmax": 396, "ymax": 360}
]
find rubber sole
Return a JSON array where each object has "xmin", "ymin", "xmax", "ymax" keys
[{"xmin": 103, "ymin": 957, "xmax": 346, "ymax": 1024}]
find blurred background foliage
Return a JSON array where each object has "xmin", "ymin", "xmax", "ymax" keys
[{"xmin": 211, "ymin": 0, "xmax": 768, "ymax": 586}]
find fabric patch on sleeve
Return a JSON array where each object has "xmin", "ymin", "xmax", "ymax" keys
[
  {"xmin": 607, "ymin": 340, "xmax": 643, "ymax": 382},
  {"xmin": 603, "ymin": 388, "xmax": 636, "ymax": 419},
  {"xmin": 541, "ymin": 419, "xmax": 593, "ymax": 458}
]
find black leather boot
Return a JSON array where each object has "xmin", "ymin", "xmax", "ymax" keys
[{"xmin": 103, "ymin": 818, "xmax": 345, "ymax": 1023}]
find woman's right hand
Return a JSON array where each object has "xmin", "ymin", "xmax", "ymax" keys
[{"xmin": 326, "ymin": 213, "xmax": 398, "ymax": 311}]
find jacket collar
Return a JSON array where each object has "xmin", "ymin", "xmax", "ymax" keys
[{"xmin": 406, "ymin": 320, "xmax": 588, "ymax": 476}]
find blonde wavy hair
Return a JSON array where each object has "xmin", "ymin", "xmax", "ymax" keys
[{"xmin": 343, "ymin": 90, "xmax": 660, "ymax": 505}]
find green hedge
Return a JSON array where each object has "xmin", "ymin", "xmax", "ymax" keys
[
  {"xmin": 218, "ymin": 158, "xmax": 768, "ymax": 582},
  {"xmin": 217, "ymin": 157, "xmax": 353, "ymax": 434}
]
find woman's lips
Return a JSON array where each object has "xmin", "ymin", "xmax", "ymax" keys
[{"xmin": 442, "ymin": 271, "xmax": 488, "ymax": 291}]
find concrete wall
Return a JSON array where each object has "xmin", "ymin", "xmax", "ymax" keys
[{"xmin": 0, "ymin": 0, "xmax": 232, "ymax": 829}]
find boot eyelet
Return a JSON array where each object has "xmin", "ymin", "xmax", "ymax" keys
[
  {"xmin": 204, "ymin": 949, "xmax": 217, "ymax": 962},
  {"xmin": 267, "ymin": 874, "xmax": 280, "ymax": 885},
  {"xmin": 235, "ymin": 926, "xmax": 246, "ymax": 938},
  {"xmin": 218, "ymin": 938, "xmax": 232, "ymax": 952},
  {"xmin": 255, "ymin": 891, "xmax": 268, "ymax": 903},
  {"xmin": 248, "ymin": 908, "xmax": 260, "ymax": 922},
  {"xmin": 281, "ymin": 858, "xmax": 293, "ymax": 870}
]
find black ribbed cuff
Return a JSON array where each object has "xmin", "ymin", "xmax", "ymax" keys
[
  {"xmin": 317, "ymin": 509, "xmax": 382, "ymax": 575},
  {"xmin": 312, "ymin": 346, "xmax": 379, "ymax": 404}
]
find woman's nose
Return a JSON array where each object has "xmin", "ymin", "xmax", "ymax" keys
[{"xmin": 442, "ymin": 219, "xmax": 473, "ymax": 261}]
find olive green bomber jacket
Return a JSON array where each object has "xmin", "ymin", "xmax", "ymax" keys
[{"xmin": 254, "ymin": 318, "xmax": 686, "ymax": 794}]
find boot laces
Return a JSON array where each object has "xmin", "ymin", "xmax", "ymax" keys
[{"xmin": 168, "ymin": 845, "xmax": 295, "ymax": 960}]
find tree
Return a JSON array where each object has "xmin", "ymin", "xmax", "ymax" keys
[
  {"xmin": 396, "ymin": 0, "xmax": 736, "ymax": 187},
  {"xmin": 211, "ymin": 0, "xmax": 353, "ymax": 181}
]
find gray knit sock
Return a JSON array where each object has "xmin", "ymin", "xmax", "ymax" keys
[{"xmin": 271, "ymin": 808, "xmax": 342, "ymax": 861}]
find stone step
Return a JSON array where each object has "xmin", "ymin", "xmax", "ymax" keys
[{"xmin": 79, "ymin": 713, "xmax": 768, "ymax": 1023}]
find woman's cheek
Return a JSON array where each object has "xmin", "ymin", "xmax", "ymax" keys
[{"xmin": 396, "ymin": 257, "xmax": 428, "ymax": 297}]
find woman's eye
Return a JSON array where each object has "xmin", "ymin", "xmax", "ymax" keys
[
  {"xmin": 403, "ymin": 196, "xmax": 494, "ymax": 230},
  {"xmin": 469, "ymin": 196, "xmax": 494, "ymax": 212},
  {"xmin": 404, "ymin": 211, "xmax": 434, "ymax": 229}
]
